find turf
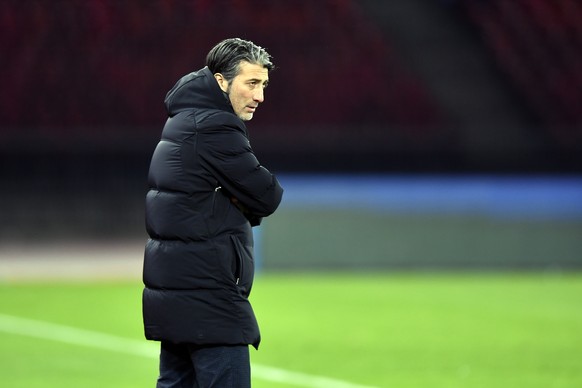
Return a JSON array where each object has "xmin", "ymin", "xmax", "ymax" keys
[{"xmin": 0, "ymin": 272, "xmax": 581, "ymax": 387}]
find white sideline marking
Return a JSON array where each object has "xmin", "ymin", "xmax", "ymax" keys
[{"xmin": 0, "ymin": 313, "xmax": 378, "ymax": 388}]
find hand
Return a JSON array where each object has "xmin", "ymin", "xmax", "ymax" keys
[
  {"xmin": 230, "ymin": 196, "xmax": 262, "ymax": 226},
  {"xmin": 230, "ymin": 196, "xmax": 249, "ymax": 213}
]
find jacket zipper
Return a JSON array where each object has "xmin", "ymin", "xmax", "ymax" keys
[
  {"xmin": 211, "ymin": 185, "xmax": 222, "ymax": 216},
  {"xmin": 230, "ymin": 235, "xmax": 244, "ymax": 285}
]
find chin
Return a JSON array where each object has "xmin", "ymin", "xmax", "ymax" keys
[{"xmin": 239, "ymin": 113, "xmax": 254, "ymax": 121}]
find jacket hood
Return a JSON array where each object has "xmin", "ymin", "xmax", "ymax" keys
[{"xmin": 164, "ymin": 67, "xmax": 233, "ymax": 117}]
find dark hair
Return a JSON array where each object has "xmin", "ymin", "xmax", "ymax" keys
[{"xmin": 206, "ymin": 38, "xmax": 274, "ymax": 82}]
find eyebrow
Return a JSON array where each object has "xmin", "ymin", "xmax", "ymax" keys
[{"xmin": 248, "ymin": 78, "xmax": 269, "ymax": 85}]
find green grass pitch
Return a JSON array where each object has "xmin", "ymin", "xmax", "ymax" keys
[{"xmin": 1, "ymin": 272, "xmax": 581, "ymax": 387}]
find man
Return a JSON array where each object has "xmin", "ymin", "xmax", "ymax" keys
[{"xmin": 143, "ymin": 38, "xmax": 283, "ymax": 387}]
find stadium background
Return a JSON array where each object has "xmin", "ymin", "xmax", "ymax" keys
[{"xmin": 1, "ymin": 0, "xmax": 581, "ymax": 270}]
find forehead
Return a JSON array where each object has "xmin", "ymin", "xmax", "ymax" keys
[{"xmin": 236, "ymin": 61, "xmax": 269, "ymax": 81}]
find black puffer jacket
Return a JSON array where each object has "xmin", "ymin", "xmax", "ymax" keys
[{"xmin": 142, "ymin": 67, "xmax": 283, "ymax": 349}]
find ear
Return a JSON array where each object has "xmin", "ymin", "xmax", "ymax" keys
[{"xmin": 214, "ymin": 73, "xmax": 229, "ymax": 92}]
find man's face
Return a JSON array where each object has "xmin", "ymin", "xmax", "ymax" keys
[{"xmin": 216, "ymin": 61, "xmax": 269, "ymax": 121}]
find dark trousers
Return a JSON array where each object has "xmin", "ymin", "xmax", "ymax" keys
[{"xmin": 156, "ymin": 342, "xmax": 251, "ymax": 388}]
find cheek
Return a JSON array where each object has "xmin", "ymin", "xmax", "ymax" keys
[
  {"xmin": 232, "ymin": 96, "xmax": 244, "ymax": 112},
  {"xmin": 231, "ymin": 92, "xmax": 248, "ymax": 110}
]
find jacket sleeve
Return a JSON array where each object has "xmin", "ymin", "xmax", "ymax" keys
[{"xmin": 199, "ymin": 124, "xmax": 283, "ymax": 219}]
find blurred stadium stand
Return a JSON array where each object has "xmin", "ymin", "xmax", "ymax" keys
[
  {"xmin": 2, "ymin": 0, "xmax": 581, "ymax": 168},
  {"xmin": 462, "ymin": 0, "xmax": 582, "ymax": 133},
  {"xmin": 0, "ymin": 1, "xmax": 580, "ymax": 268}
]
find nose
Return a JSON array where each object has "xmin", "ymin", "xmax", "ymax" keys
[{"xmin": 253, "ymin": 88, "xmax": 264, "ymax": 103}]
